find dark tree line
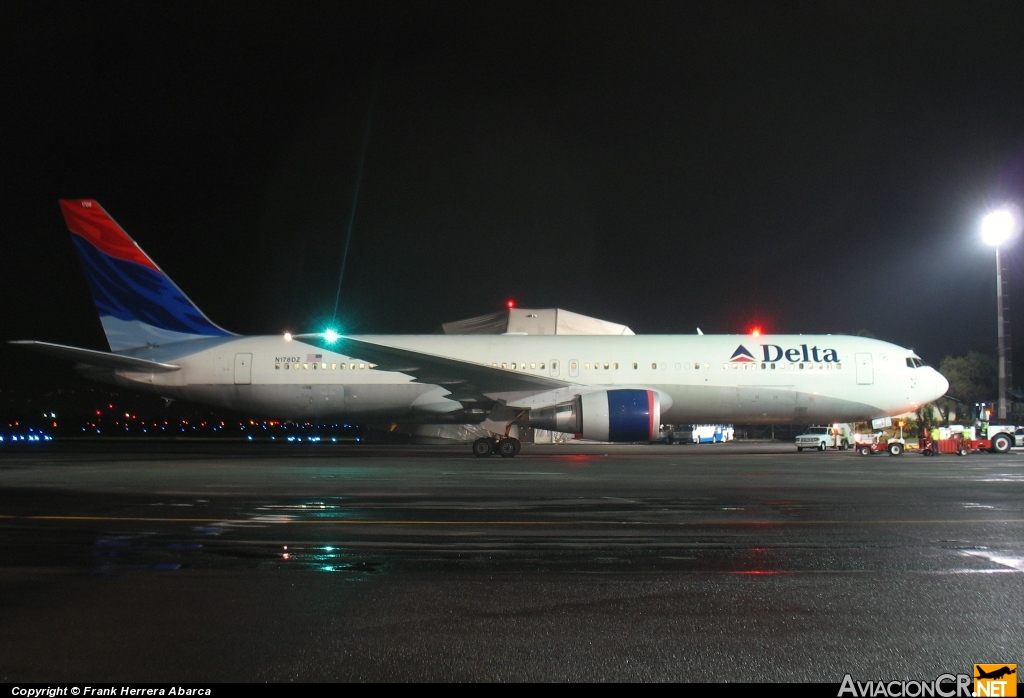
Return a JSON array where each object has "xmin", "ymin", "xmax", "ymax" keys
[{"xmin": 924, "ymin": 352, "xmax": 997, "ymax": 426}]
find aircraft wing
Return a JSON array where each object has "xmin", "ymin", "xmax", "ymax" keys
[
  {"xmin": 10, "ymin": 340, "xmax": 182, "ymax": 372},
  {"xmin": 294, "ymin": 334, "xmax": 572, "ymax": 404}
]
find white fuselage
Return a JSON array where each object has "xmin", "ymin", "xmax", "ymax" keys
[{"xmin": 97, "ymin": 333, "xmax": 948, "ymax": 426}]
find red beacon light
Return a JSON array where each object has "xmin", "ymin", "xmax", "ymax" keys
[
  {"xmin": 506, "ymin": 299, "xmax": 516, "ymax": 309},
  {"xmin": 749, "ymin": 326, "xmax": 762, "ymax": 337}
]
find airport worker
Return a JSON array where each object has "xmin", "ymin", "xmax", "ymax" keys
[{"xmin": 930, "ymin": 426, "xmax": 941, "ymax": 445}]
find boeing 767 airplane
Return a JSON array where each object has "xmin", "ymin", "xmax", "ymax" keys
[{"xmin": 12, "ymin": 200, "xmax": 949, "ymax": 457}]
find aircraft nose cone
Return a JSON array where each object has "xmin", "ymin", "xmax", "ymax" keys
[{"xmin": 933, "ymin": 370, "xmax": 949, "ymax": 400}]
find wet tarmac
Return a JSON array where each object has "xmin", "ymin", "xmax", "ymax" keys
[{"xmin": 0, "ymin": 441, "xmax": 1022, "ymax": 681}]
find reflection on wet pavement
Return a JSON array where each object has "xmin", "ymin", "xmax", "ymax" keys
[{"xmin": 2, "ymin": 443, "xmax": 1023, "ymax": 681}]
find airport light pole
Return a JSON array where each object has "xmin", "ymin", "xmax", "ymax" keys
[{"xmin": 981, "ymin": 208, "xmax": 1018, "ymax": 421}]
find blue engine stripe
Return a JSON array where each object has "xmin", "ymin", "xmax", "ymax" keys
[
  {"xmin": 607, "ymin": 389, "xmax": 653, "ymax": 442},
  {"xmin": 72, "ymin": 236, "xmax": 230, "ymax": 338}
]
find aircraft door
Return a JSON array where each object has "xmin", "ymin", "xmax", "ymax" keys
[
  {"xmin": 234, "ymin": 353, "xmax": 252, "ymax": 385},
  {"xmin": 569, "ymin": 359, "xmax": 579, "ymax": 378},
  {"xmin": 855, "ymin": 353, "xmax": 873, "ymax": 385}
]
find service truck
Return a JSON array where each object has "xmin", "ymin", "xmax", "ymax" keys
[
  {"xmin": 795, "ymin": 424, "xmax": 853, "ymax": 451},
  {"xmin": 920, "ymin": 423, "xmax": 1020, "ymax": 455},
  {"xmin": 692, "ymin": 424, "xmax": 734, "ymax": 444}
]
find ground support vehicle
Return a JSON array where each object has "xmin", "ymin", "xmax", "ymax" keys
[
  {"xmin": 982, "ymin": 425, "xmax": 1022, "ymax": 446},
  {"xmin": 659, "ymin": 425, "xmax": 693, "ymax": 444},
  {"xmin": 919, "ymin": 432, "xmax": 1013, "ymax": 456},
  {"xmin": 918, "ymin": 437, "xmax": 969, "ymax": 456},
  {"xmin": 692, "ymin": 425, "xmax": 733, "ymax": 444},
  {"xmin": 856, "ymin": 433, "xmax": 906, "ymax": 456},
  {"xmin": 795, "ymin": 424, "xmax": 852, "ymax": 451}
]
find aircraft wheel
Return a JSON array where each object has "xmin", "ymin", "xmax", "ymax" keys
[
  {"xmin": 498, "ymin": 438, "xmax": 518, "ymax": 458},
  {"xmin": 991, "ymin": 433, "xmax": 1012, "ymax": 453},
  {"xmin": 472, "ymin": 438, "xmax": 494, "ymax": 458},
  {"xmin": 858, "ymin": 446, "xmax": 871, "ymax": 456},
  {"xmin": 888, "ymin": 442, "xmax": 904, "ymax": 456}
]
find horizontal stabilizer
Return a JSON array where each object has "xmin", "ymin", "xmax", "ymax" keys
[{"xmin": 10, "ymin": 340, "xmax": 181, "ymax": 372}]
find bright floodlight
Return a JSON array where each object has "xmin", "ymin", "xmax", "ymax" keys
[
  {"xmin": 323, "ymin": 329, "xmax": 340, "ymax": 343},
  {"xmin": 982, "ymin": 208, "xmax": 1017, "ymax": 246}
]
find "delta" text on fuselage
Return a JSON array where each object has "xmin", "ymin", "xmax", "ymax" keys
[{"xmin": 761, "ymin": 344, "xmax": 840, "ymax": 363}]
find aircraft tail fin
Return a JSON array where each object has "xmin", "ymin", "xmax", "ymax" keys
[{"xmin": 59, "ymin": 199, "xmax": 234, "ymax": 351}]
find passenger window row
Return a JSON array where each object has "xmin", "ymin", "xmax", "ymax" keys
[
  {"xmin": 272, "ymin": 359, "xmax": 842, "ymax": 373},
  {"xmin": 481, "ymin": 361, "xmax": 845, "ymax": 371},
  {"xmin": 275, "ymin": 362, "xmax": 373, "ymax": 370},
  {"xmin": 484, "ymin": 361, "xmax": 845, "ymax": 372}
]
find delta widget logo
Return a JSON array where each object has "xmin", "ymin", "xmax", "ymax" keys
[
  {"xmin": 730, "ymin": 345, "xmax": 757, "ymax": 363},
  {"xmin": 975, "ymin": 665, "xmax": 1016, "ymax": 697}
]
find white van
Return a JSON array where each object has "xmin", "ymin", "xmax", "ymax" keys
[{"xmin": 692, "ymin": 424, "xmax": 734, "ymax": 444}]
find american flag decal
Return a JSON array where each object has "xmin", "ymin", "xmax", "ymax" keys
[{"xmin": 307, "ymin": 353, "xmax": 322, "ymax": 361}]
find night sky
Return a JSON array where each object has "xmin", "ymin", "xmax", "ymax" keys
[{"xmin": 6, "ymin": 1, "xmax": 1024, "ymax": 394}]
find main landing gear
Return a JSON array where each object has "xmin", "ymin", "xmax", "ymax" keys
[
  {"xmin": 472, "ymin": 419, "xmax": 523, "ymax": 458},
  {"xmin": 472, "ymin": 436, "xmax": 521, "ymax": 458}
]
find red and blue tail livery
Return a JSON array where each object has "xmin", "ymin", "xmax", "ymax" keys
[{"xmin": 59, "ymin": 199, "xmax": 233, "ymax": 351}]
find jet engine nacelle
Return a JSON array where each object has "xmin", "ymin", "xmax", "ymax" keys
[{"xmin": 528, "ymin": 389, "xmax": 661, "ymax": 442}]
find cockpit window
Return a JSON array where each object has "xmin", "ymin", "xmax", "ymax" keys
[{"xmin": 906, "ymin": 357, "xmax": 926, "ymax": 368}]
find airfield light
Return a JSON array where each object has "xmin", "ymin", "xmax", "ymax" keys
[
  {"xmin": 981, "ymin": 208, "xmax": 1017, "ymax": 247},
  {"xmin": 981, "ymin": 207, "xmax": 1021, "ymax": 419},
  {"xmin": 323, "ymin": 329, "xmax": 341, "ymax": 343}
]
